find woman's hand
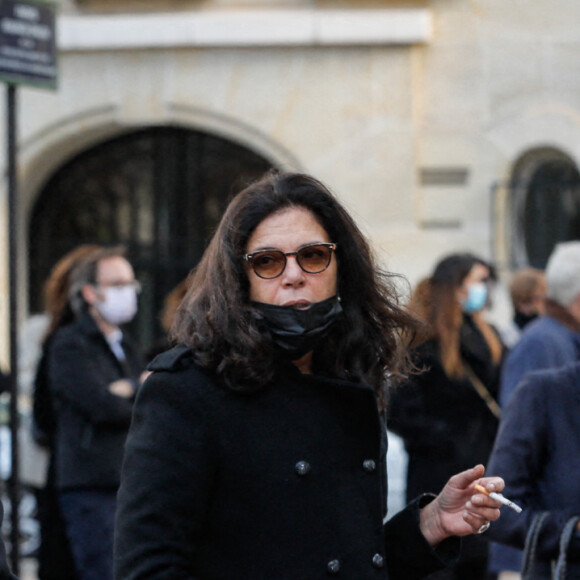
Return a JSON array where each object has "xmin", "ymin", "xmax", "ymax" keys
[
  {"xmin": 109, "ymin": 379, "xmax": 136, "ymax": 398},
  {"xmin": 419, "ymin": 464, "xmax": 504, "ymax": 546}
]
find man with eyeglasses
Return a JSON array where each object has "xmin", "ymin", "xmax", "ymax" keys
[{"xmin": 46, "ymin": 246, "xmax": 144, "ymax": 580}]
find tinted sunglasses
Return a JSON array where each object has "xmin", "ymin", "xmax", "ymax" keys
[{"xmin": 243, "ymin": 242, "xmax": 337, "ymax": 280}]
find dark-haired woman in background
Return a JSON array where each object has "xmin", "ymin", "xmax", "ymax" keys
[
  {"xmin": 115, "ymin": 174, "xmax": 505, "ymax": 580},
  {"xmin": 388, "ymin": 253, "xmax": 505, "ymax": 579}
]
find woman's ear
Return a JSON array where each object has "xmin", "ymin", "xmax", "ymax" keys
[
  {"xmin": 455, "ymin": 284, "xmax": 468, "ymax": 304},
  {"xmin": 81, "ymin": 283, "xmax": 99, "ymax": 306}
]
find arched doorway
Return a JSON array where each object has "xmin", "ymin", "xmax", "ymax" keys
[
  {"xmin": 511, "ymin": 148, "xmax": 580, "ymax": 268},
  {"xmin": 28, "ymin": 126, "xmax": 274, "ymax": 350}
]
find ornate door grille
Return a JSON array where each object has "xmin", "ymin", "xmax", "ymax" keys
[
  {"xmin": 29, "ymin": 126, "xmax": 273, "ymax": 349},
  {"xmin": 512, "ymin": 155, "xmax": 580, "ymax": 269}
]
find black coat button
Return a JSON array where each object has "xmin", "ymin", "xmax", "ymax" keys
[
  {"xmin": 295, "ymin": 461, "xmax": 311, "ymax": 476},
  {"xmin": 372, "ymin": 553, "xmax": 384, "ymax": 568},
  {"xmin": 363, "ymin": 459, "xmax": 376, "ymax": 472},
  {"xmin": 327, "ymin": 559, "xmax": 341, "ymax": 574}
]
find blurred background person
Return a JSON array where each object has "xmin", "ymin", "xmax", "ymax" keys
[
  {"xmin": 144, "ymin": 278, "xmax": 190, "ymax": 363},
  {"xmin": 489, "ymin": 266, "xmax": 545, "ymax": 580},
  {"xmin": 490, "ymin": 242, "xmax": 580, "ymax": 578},
  {"xmin": 388, "ymin": 252, "xmax": 505, "ymax": 580},
  {"xmin": 487, "ymin": 361, "xmax": 580, "ymax": 579},
  {"xmin": 46, "ymin": 247, "xmax": 144, "ymax": 580},
  {"xmin": 500, "ymin": 268, "xmax": 546, "ymax": 349},
  {"xmin": 32, "ymin": 244, "xmax": 101, "ymax": 580},
  {"xmin": 498, "ymin": 241, "xmax": 580, "ymax": 407}
]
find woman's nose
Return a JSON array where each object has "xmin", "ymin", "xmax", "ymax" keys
[{"xmin": 281, "ymin": 255, "xmax": 305, "ymax": 286}]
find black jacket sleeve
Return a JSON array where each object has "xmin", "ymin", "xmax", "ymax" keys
[
  {"xmin": 384, "ymin": 494, "xmax": 460, "ymax": 579},
  {"xmin": 387, "ymin": 345, "xmax": 460, "ymax": 453},
  {"xmin": 114, "ymin": 368, "xmax": 218, "ymax": 580},
  {"xmin": 48, "ymin": 328, "xmax": 135, "ymax": 426}
]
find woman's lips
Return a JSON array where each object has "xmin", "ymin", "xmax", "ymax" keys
[{"xmin": 283, "ymin": 300, "xmax": 311, "ymax": 309}]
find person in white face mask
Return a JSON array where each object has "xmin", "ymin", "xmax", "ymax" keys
[
  {"xmin": 388, "ymin": 253, "xmax": 506, "ymax": 580},
  {"xmin": 45, "ymin": 246, "xmax": 145, "ymax": 580}
]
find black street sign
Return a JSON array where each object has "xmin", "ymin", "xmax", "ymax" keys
[{"xmin": 0, "ymin": 0, "xmax": 57, "ymax": 89}]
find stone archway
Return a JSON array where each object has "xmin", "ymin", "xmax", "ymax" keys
[
  {"xmin": 28, "ymin": 125, "xmax": 274, "ymax": 350},
  {"xmin": 510, "ymin": 147, "xmax": 580, "ymax": 268}
]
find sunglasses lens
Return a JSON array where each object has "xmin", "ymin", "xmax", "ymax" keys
[
  {"xmin": 297, "ymin": 245, "xmax": 332, "ymax": 273},
  {"xmin": 252, "ymin": 251, "xmax": 286, "ymax": 279}
]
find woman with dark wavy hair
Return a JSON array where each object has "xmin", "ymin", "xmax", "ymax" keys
[
  {"xmin": 171, "ymin": 171, "xmax": 412, "ymax": 402},
  {"xmin": 115, "ymin": 172, "xmax": 505, "ymax": 580}
]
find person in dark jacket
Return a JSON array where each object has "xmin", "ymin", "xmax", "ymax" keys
[
  {"xmin": 499, "ymin": 267, "xmax": 546, "ymax": 349},
  {"xmin": 33, "ymin": 244, "xmax": 101, "ymax": 580},
  {"xmin": 114, "ymin": 171, "xmax": 505, "ymax": 580},
  {"xmin": 498, "ymin": 242, "xmax": 580, "ymax": 408},
  {"xmin": 388, "ymin": 253, "xmax": 505, "ymax": 579},
  {"xmin": 47, "ymin": 246, "xmax": 144, "ymax": 580},
  {"xmin": 143, "ymin": 278, "xmax": 190, "ymax": 363},
  {"xmin": 486, "ymin": 362, "xmax": 580, "ymax": 579},
  {"xmin": 490, "ymin": 242, "xmax": 580, "ymax": 578}
]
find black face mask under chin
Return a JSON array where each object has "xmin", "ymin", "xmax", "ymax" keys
[{"xmin": 251, "ymin": 295, "xmax": 344, "ymax": 361}]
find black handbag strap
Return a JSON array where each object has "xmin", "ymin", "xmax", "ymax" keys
[
  {"xmin": 553, "ymin": 516, "xmax": 580, "ymax": 580},
  {"xmin": 522, "ymin": 512, "xmax": 550, "ymax": 580},
  {"xmin": 522, "ymin": 512, "xmax": 580, "ymax": 579}
]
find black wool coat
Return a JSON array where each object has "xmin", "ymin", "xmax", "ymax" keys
[
  {"xmin": 387, "ymin": 317, "xmax": 502, "ymax": 568},
  {"xmin": 387, "ymin": 316, "xmax": 502, "ymax": 503},
  {"xmin": 48, "ymin": 312, "xmax": 144, "ymax": 491},
  {"xmin": 114, "ymin": 346, "xmax": 458, "ymax": 580}
]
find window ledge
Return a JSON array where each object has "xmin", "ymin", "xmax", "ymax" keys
[{"xmin": 59, "ymin": 8, "xmax": 432, "ymax": 51}]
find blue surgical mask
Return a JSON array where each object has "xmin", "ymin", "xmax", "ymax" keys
[{"xmin": 461, "ymin": 282, "xmax": 487, "ymax": 314}]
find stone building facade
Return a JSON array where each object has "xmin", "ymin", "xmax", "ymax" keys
[{"xmin": 2, "ymin": 0, "xmax": 580, "ymax": 358}]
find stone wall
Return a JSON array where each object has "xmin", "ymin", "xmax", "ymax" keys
[{"xmin": 2, "ymin": 0, "xmax": 580, "ymax": 363}]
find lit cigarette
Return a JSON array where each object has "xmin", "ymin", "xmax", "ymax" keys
[{"xmin": 474, "ymin": 484, "xmax": 523, "ymax": 514}]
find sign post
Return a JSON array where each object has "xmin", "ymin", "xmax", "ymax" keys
[
  {"xmin": 0, "ymin": 0, "xmax": 57, "ymax": 573},
  {"xmin": 0, "ymin": 0, "xmax": 57, "ymax": 89}
]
